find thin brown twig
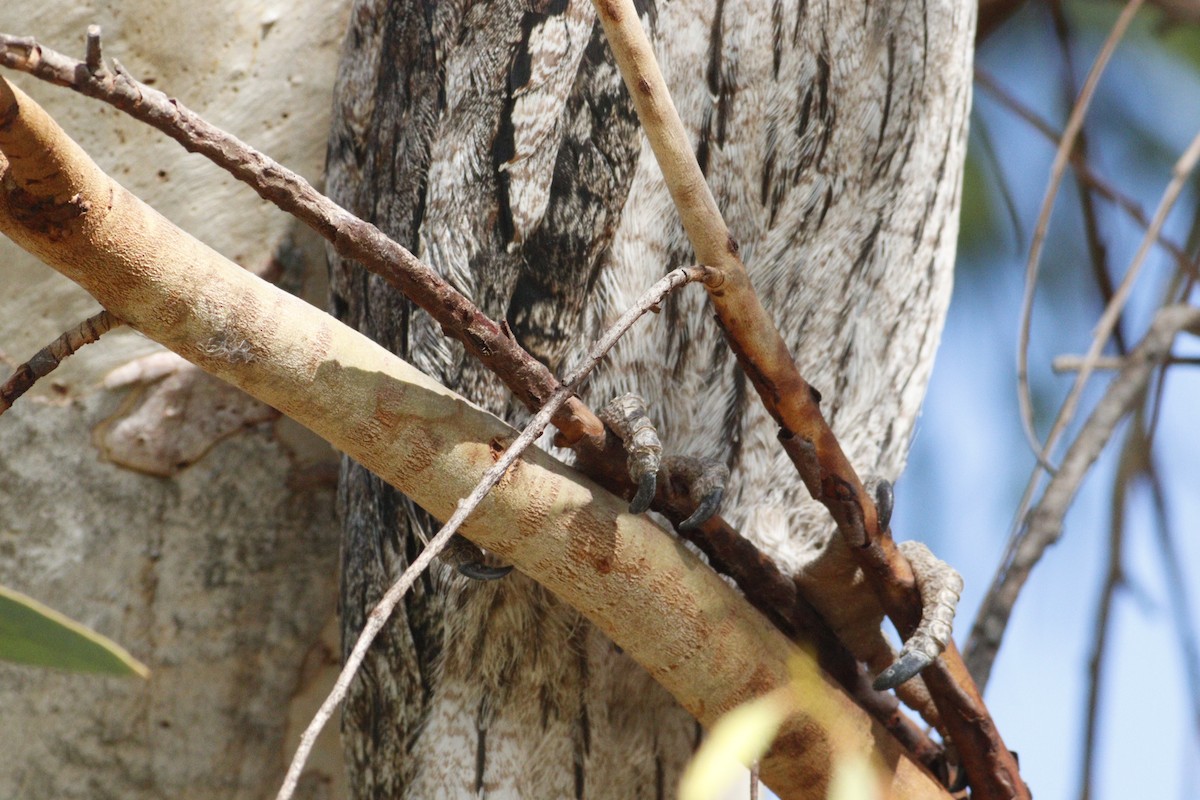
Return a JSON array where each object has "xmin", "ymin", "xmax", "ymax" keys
[
  {"xmin": 589, "ymin": 2, "xmax": 1020, "ymax": 796},
  {"xmin": 1075, "ymin": 438, "xmax": 1128, "ymax": 800},
  {"xmin": 1047, "ymin": 0, "xmax": 1128, "ymax": 357},
  {"xmin": 275, "ymin": 265, "xmax": 708, "ymax": 800},
  {"xmin": 978, "ymin": 0, "xmax": 1029, "ymax": 42},
  {"xmin": 1078, "ymin": 412, "xmax": 1139, "ymax": 800},
  {"xmin": 0, "ymin": 34, "xmax": 948, "ymax": 772},
  {"xmin": 0, "ymin": 309, "xmax": 121, "ymax": 415},
  {"xmin": 966, "ymin": 304, "xmax": 1200, "ymax": 687},
  {"xmin": 0, "ymin": 31, "xmax": 612, "ymax": 451},
  {"xmin": 1145, "ymin": 458, "xmax": 1200, "ymax": 737},
  {"xmin": 1140, "ymin": 249, "xmax": 1200, "ymax": 737},
  {"xmin": 971, "ymin": 110, "xmax": 1027, "ymax": 249}
]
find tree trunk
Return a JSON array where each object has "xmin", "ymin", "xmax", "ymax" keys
[
  {"xmin": 326, "ymin": 0, "xmax": 973, "ymax": 797},
  {"xmin": 0, "ymin": 2, "xmax": 351, "ymax": 798}
]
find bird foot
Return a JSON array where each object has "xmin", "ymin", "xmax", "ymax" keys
[
  {"xmin": 444, "ymin": 533, "xmax": 514, "ymax": 582},
  {"xmin": 598, "ymin": 392, "xmax": 728, "ymax": 528},
  {"xmin": 872, "ymin": 538, "xmax": 964, "ymax": 690}
]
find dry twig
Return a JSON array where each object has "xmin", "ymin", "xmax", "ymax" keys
[
  {"xmin": 1015, "ymin": 0, "xmax": 1145, "ymax": 468},
  {"xmin": 966, "ymin": 304, "xmax": 1200, "ymax": 685},
  {"xmin": 1076, "ymin": 413, "xmax": 1140, "ymax": 800},
  {"xmin": 0, "ymin": 309, "xmax": 121, "ymax": 414},
  {"xmin": 590, "ymin": 1, "xmax": 1021, "ymax": 795}
]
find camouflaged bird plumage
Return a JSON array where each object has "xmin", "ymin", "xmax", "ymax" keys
[{"xmin": 325, "ymin": 0, "xmax": 974, "ymax": 795}]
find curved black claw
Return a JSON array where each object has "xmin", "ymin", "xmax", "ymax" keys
[
  {"xmin": 870, "ymin": 478, "xmax": 894, "ymax": 532},
  {"xmin": 630, "ymin": 472, "xmax": 657, "ymax": 515},
  {"xmin": 872, "ymin": 650, "xmax": 934, "ymax": 691},
  {"xmin": 457, "ymin": 562, "xmax": 515, "ymax": 581},
  {"xmin": 679, "ymin": 486, "xmax": 724, "ymax": 531}
]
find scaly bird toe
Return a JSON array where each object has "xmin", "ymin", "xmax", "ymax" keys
[
  {"xmin": 874, "ymin": 539, "xmax": 964, "ymax": 688},
  {"xmin": 598, "ymin": 393, "xmax": 729, "ymax": 527}
]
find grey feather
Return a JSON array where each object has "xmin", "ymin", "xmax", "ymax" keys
[{"xmin": 326, "ymin": 0, "xmax": 973, "ymax": 794}]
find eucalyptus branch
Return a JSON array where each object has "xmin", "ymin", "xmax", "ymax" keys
[
  {"xmin": 0, "ymin": 34, "xmax": 946, "ymax": 762},
  {"xmin": 276, "ymin": 265, "xmax": 709, "ymax": 800},
  {"xmin": 0, "ymin": 76, "xmax": 950, "ymax": 800},
  {"xmin": 0, "ymin": 27, "xmax": 754, "ymax": 576}
]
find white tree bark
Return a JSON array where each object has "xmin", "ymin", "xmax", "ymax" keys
[{"xmin": 0, "ymin": 2, "xmax": 351, "ymax": 797}]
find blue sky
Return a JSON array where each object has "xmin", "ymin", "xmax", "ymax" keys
[{"xmin": 892, "ymin": 5, "xmax": 1200, "ymax": 798}]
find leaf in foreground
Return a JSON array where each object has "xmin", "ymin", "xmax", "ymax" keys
[
  {"xmin": 679, "ymin": 688, "xmax": 791, "ymax": 800},
  {"xmin": 0, "ymin": 584, "xmax": 149, "ymax": 677}
]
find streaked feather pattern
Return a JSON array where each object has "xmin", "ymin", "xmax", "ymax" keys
[{"xmin": 326, "ymin": 0, "xmax": 973, "ymax": 795}]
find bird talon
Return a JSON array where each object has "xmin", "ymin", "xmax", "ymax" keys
[
  {"xmin": 868, "ymin": 477, "xmax": 894, "ymax": 532},
  {"xmin": 630, "ymin": 472, "xmax": 657, "ymax": 514},
  {"xmin": 679, "ymin": 486, "xmax": 723, "ymax": 530},
  {"xmin": 872, "ymin": 649, "xmax": 933, "ymax": 691},
  {"xmin": 599, "ymin": 394, "xmax": 729, "ymax": 527},
  {"xmin": 457, "ymin": 562, "xmax": 515, "ymax": 581}
]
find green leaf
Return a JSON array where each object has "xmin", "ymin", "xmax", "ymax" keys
[
  {"xmin": 679, "ymin": 689, "xmax": 790, "ymax": 800},
  {"xmin": 0, "ymin": 584, "xmax": 149, "ymax": 677}
]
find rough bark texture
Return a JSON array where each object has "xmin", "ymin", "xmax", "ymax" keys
[
  {"xmin": 326, "ymin": 0, "xmax": 972, "ymax": 797},
  {"xmin": 0, "ymin": 1, "xmax": 351, "ymax": 797}
]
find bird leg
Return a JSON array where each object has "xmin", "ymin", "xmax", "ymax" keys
[{"xmin": 598, "ymin": 393, "xmax": 728, "ymax": 528}]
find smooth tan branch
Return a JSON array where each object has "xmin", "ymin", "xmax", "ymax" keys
[{"xmin": 0, "ymin": 77, "xmax": 949, "ymax": 800}]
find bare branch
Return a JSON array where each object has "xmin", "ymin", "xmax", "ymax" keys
[
  {"xmin": 1052, "ymin": 354, "xmax": 1200, "ymax": 373},
  {"xmin": 1077, "ymin": 417, "xmax": 1140, "ymax": 800},
  {"xmin": 83, "ymin": 25, "xmax": 103, "ymax": 74},
  {"xmin": 0, "ymin": 309, "xmax": 121, "ymax": 415},
  {"xmin": 590, "ymin": 2, "xmax": 1020, "ymax": 796},
  {"xmin": 1146, "ymin": 458, "xmax": 1200, "ymax": 739},
  {"xmin": 1015, "ymin": 0, "xmax": 1145, "ymax": 469},
  {"xmin": 966, "ymin": 304, "xmax": 1200, "ymax": 686},
  {"xmin": 0, "ymin": 76, "xmax": 951, "ymax": 800}
]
